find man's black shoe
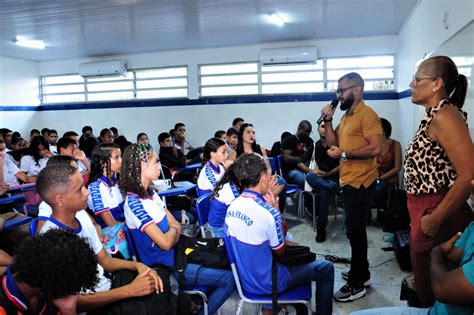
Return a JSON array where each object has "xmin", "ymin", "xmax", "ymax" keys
[{"xmin": 316, "ymin": 228, "xmax": 326, "ymax": 243}]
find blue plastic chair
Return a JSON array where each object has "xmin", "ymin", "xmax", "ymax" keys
[
  {"xmin": 3, "ymin": 215, "xmax": 32, "ymax": 231},
  {"xmin": 195, "ymin": 193, "xmax": 212, "ymax": 238},
  {"xmin": 223, "ymin": 234, "xmax": 312, "ymax": 314},
  {"xmin": 0, "ymin": 194, "xmax": 25, "ymax": 206}
]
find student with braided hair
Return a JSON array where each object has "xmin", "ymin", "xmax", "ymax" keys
[
  {"xmin": 87, "ymin": 143, "xmax": 125, "ymax": 228},
  {"xmin": 121, "ymin": 144, "xmax": 236, "ymax": 315}
]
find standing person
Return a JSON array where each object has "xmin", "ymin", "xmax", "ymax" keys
[
  {"xmin": 321, "ymin": 72, "xmax": 382, "ymax": 302},
  {"xmin": 403, "ymin": 56, "xmax": 473, "ymax": 306}
]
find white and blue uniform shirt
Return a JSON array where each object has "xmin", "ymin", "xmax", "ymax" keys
[
  {"xmin": 19, "ymin": 155, "xmax": 48, "ymax": 176},
  {"xmin": 124, "ymin": 192, "xmax": 174, "ymax": 268},
  {"xmin": 208, "ymin": 182, "xmax": 240, "ymax": 229},
  {"xmin": 225, "ymin": 190, "xmax": 289, "ymax": 295},
  {"xmin": 40, "ymin": 213, "xmax": 111, "ymax": 293},
  {"xmin": 87, "ymin": 175, "xmax": 124, "ymax": 228},
  {"xmin": 197, "ymin": 161, "xmax": 225, "ymax": 196},
  {"xmin": 2, "ymin": 158, "xmax": 21, "ymax": 187}
]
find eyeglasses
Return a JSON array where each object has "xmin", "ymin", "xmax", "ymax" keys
[
  {"xmin": 336, "ymin": 85, "xmax": 356, "ymax": 95},
  {"xmin": 411, "ymin": 76, "xmax": 435, "ymax": 85}
]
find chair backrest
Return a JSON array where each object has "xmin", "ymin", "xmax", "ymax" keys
[
  {"xmin": 276, "ymin": 154, "xmax": 284, "ymax": 177},
  {"xmin": 223, "ymin": 233, "xmax": 246, "ymax": 298},
  {"xmin": 195, "ymin": 193, "xmax": 212, "ymax": 237},
  {"xmin": 267, "ymin": 157, "xmax": 277, "ymax": 175},
  {"xmin": 29, "ymin": 218, "xmax": 38, "ymax": 236}
]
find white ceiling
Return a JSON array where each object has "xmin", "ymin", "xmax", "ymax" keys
[{"xmin": 0, "ymin": 0, "xmax": 418, "ymax": 61}]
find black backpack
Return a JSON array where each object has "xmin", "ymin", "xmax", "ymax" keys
[
  {"xmin": 383, "ymin": 186, "xmax": 410, "ymax": 232},
  {"xmin": 175, "ymin": 235, "xmax": 229, "ymax": 270}
]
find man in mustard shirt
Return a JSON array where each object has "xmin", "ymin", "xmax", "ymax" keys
[{"xmin": 321, "ymin": 72, "xmax": 382, "ymax": 302}]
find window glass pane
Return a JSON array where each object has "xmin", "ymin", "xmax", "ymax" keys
[
  {"xmin": 88, "ymin": 92, "xmax": 134, "ymax": 101},
  {"xmin": 451, "ymin": 56, "xmax": 474, "ymax": 66},
  {"xmin": 327, "ymin": 56, "xmax": 394, "ymax": 69},
  {"xmin": 136, "ymin": 67, "xmax": 187, "ymax": 79},
  {"xmin": 262, "ymin": 71, "xmax": 323, "ymax": 83},
  {"xmin": 136, "ymin": 78, "xmax": 187, "ymax": 89},
  {"xmin": 42, "ymin": 75, "xmax": 84, "ymax": 85},
  {"xmin": 200, "ymin": 63, "xmax": 257, "ymax": 75},
  {"xmin": 87, "ymin": 81, "xmax": 134, "ymax": 92},
  {"xmin": 261, "ymin": 63, "xmax": 323, "ymax": 72},
  {"xmin": 86, "ymin": 72, "xmax": 133, "ymax": 82},
  {"xmin": 201, "ymin": 74, "xmax": 258, "ymax": 86},
  {"xmin": 327, "ymin": 80, "xmax": 394, "ymax": 92},
  {"xmin": 42, "ymin": 84, "xmax": 84, "ymax": 94},
  {"xmin": 327, "ymin": 68, "xmax": 393, "ymax": 80},
  {"xmin": 43, "ymin": 94, "xmax": 85, "ymax": 103},
  {"xmin": 136, "ymin": 89, "xmax": 188, "ymax": 99},
  {"xmin": 262, "ymin": 83, "xmax": 324, "ymax": 94},
  {"xmin": 201, "ymin": 85, "xmax": 258, "ymax": 96}
]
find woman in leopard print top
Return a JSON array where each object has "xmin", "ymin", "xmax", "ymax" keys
[{"xmin": 403, "ymin": 56, "xmax": 473, "ymax": 307}]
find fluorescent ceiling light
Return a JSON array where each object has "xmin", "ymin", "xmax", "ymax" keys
[
  {"xmin": 14, "ymin": 36, "xmax": 46, "ymax": 49},
  {"xmin": 268, "ymin": 13, "xmax": 285, "ymax": 26}
]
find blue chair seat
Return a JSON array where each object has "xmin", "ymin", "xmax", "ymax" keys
[
  {"xmin": 0, "ymin": 194, "xmax": 25, "ymax": 205},
  {"xmin": 4, "ymin": 216, "xmax": 32, "ymax": 231},
  {"xmin": 285, "ymin": 185, "xmax": 301, "ymax": 194},
  {"xmin": 242, "ymin": 283, "xmax": 311, "ymax": 301}
]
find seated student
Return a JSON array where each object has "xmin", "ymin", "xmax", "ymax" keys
[
  {"xmin": 29, "ymin": 129, "xmax": 40, "ymax": 142},
  {"xmin": 300, "ymin": 122, "xmax": 340, "ymax": 243},
  {"xmin": 40, "ymin": 128, "xmax": 50, "ymax": 139},
  {"xmin": 57, "ymin": 137, "xmax": 91, "ymax": 184},
  {"xmin": 121, "ymin": 144, "xmax": 235, "ymax": 315},
  {"xmin": 197, "ymin": 138, "xmax": 229, "ymax": 196},
  {"xmin": 6, "ymin": 138, "xmax": 28, "ymax": 168},
  {"xmin": 0, "ymin": 140, "xmax": 35, "ymax": 185},
  {"xmin": 36, "ymin": 164, "xmax": 165, "ymax": 313},
  {"xmin": 208, "ymin": 161, "xmax": 242, "ymax": 238},
  {"xmin": 137, "ymin": 132, "xmax": 151, "ymax": 148},
  {"xmin": 87, "ymin": 143, "xmax": 125, "ymax": 228},
  {"xmin": 35, "ymin": 155, "xmax": 102, "ymax": 237},
  {"xmin": 99, "ymin": 128, "xmax": 114, "ymax": 144},
  {"xmin": 224, "ymin": 154, "xmax": 334, "ymax": 315},
  {"xmin": 352, "ymin": 220, "xmax": 474, "ymax": 315},
  {"xmin": 0, "ymin": 129, "xmax": 13, "ymax": 151},
  {"xmin": 225, "ymin": 127, "xmax": 238, "ymax": 156},
  {"xmin": 11, "ymin": 136, "xmax": 27, "ymax": 151},
  {"xmin": 110, "ymin": 127, "xmax": 119, "ymax": 139},
  {"xmin": 158, "ymin": 132, "xmax": 186, "ymax": 179},
  {"xmin": 232, "ymin": 117, "xmax": 244, "ymax": 131},
  {"xmin": 48, "ymin": 129, "xmax": 58, "ymax": 155},
  {"xmin": 20, "ymin": 135, "xmax": 53, "ymax": 179},
  {"xmin": 79, "ymin": 135, "xmax": 99, "ymax": 159},
  {"xmin": 63, "ymin": 131, "xmax": 80, "ymax": 145},
  {"xmin": 79, "ymin": 125, "xmax": 94, "ymax": 143},
  {"xmin": 270, "ymin": 131, "xmax": 292, "ymax": 157},
  {"xmin": 172, "ymin": 123, "xmax": 194, "ymax": 155},
  {"xmin": 0, "ymin": 229, "xmax": 98, "ymax": 315},
  {"xmin": 214, "ymin": 130, "xmax": 226, "ymax": 141},
  {"xmin": 114, "ymin": 135, "xmax": 132, "ymax": 152},
  {"xmin": 281, "ymin": 120, "xmax": 314, "ymax": 189}
]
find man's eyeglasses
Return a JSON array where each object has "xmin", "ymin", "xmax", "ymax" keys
[
  {"xmin": 336, "ymin": 85, "xmax": 356, "ymax": 95},
  {"xmin": 411, "ymin": 76, "xmax": 435, "ymax": 85}
]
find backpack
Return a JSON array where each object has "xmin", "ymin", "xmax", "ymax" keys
[
  {"xmin": 175, "ymin": 235, "xmax": 229, "ymax": 270},
  {"xmin": 383, "ymin": 186, "xmax": 410, "ymax": 232},
  {"xmin": 101, "ymin": 222, "xmax": 131, "ymax": 260}
]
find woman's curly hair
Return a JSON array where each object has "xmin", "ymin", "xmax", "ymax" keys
[
  {"xmin": 88, "ymin": 143, "xmax": 121, "ymax": 184},
  {"xmin": 120, "ymin": 143, "xmax": 152, "ymax": 198},
  {"xmin": 12, "ymin": 229, "xmax": 98, "ymax": 299}
]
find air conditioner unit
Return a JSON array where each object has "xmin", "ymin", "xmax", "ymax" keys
[
  {"xmin": 78, "ymin": 60, "xmax": 127, "ymax": 77},
  {"xmin": 259, "ymin": 47, "xmax": 318, "ymax": 66}
]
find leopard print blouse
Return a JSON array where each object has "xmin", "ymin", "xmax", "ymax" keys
[{"xmin": 404, "ymin": 99, "xmax": 468, "ymax": 195}]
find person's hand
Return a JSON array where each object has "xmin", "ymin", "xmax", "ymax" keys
[
  {"xmin": 327, "ymin": 146, "xmax": 342, "ymax": 159},
  {"xmin": 313, "ymin": 169, "xmax": 326, "ymax": 177},
  {"xmin": 52, "ymin": 294, "xmax": 78, "ymax": 315},
  {"xmin": 74, "ymin": 149, "xmax": 87, "ymax": 161},
  {"xmin": 128, "ymin": 268, "xmax": 157, "ymax": 297},
  {"xmin": 321, "ymin": 102, "xmax": 337, "ymax": 121},
  {"xmin": 438, "ymin": 231, "xmax": 462, "ymax": 255},
  {"xmin": 420, "ymin": 214, "xmax": 441, "ymax": 237},
  {"xmin": 223, "ymin": 159, "xmax": 233, "ymax": 169},
  {"xmin": 269, "ymin": 175, "xmax": 278, "ymax": 190},
  {"xmin": 135, "ymin": 263, "xmax": 163, "ymax": 293},
  {"xmin": 44, "ymin": 151, "xmax": 54, "ymax": 158},
  {"xmin": 264, "ymin": 190, "xmax": 279, "ymax": 210}
]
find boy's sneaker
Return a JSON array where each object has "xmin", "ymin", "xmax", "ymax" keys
[
  {"xmin": 334, "ymin": 283, "xmax": 367, "ymax": 302},
  {"xmin": 341, "ymin": 271, "xmax": 371, "ymax": 287}
]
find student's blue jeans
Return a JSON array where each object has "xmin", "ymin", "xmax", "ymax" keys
[
  {"xmin": 305, "ymin": 173, "xmax": 339, "ymax": 229},
  {"xmin": 286, "ymin": 259, "xmax": 334, "ymax": 315},
  {"xmin": 208, "ymin": 225, "xmax": 225, "ymax": 238},
  {"xmin": 175, "ymin": 263, "xmax": 235, "ymax": 315},
  {"xmin": 286, "ymin": 169, "xmax": 305, "ymax": 189}
]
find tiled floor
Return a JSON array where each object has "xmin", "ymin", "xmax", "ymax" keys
[{"xmin": 218, "ymin": 200, "xmax": 411, "ymax": 314}]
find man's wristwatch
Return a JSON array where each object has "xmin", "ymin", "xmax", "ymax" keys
[{"xmin": 341, "ymin": 151, "xmax": 348, "ymax": 161}]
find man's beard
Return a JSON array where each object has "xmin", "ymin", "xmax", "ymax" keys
[{"xmin": 340, "ymin": 92, "xmax": 355, "ymax": 111}]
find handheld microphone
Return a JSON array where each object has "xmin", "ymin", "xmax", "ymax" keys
[{"xmin": 317, "ymin": 99, "xmax": 339, "ymax": 125}]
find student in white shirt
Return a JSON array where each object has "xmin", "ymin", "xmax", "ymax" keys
[
  {"xmin": 20, "ymin": 135, "xmax": 53, "ymax": 178},
  {"xmin": 0, "ymin": 140, "xmax": 35, "ymax": 186},
  {"xmin": 197, "ymin": 138, "xmax": 230, "ymax": 196}
]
